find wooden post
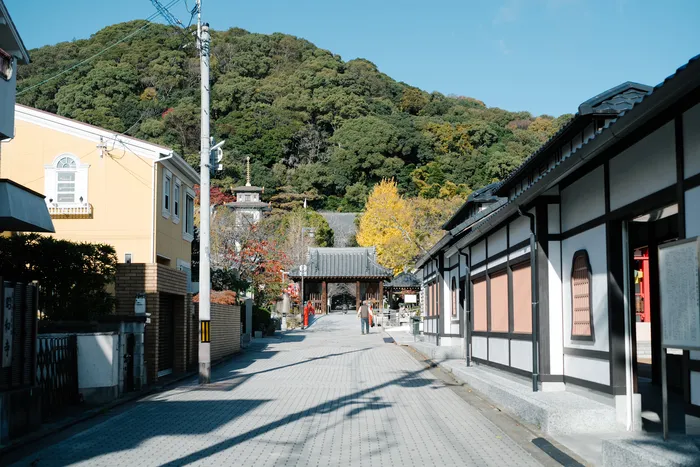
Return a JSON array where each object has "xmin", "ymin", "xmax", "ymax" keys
[
  {"xmin": 378, "ymin": 280, "xmax": 384, "ymax": 312},
  {"xmin": 356, "ymin": 281, "xmax": 361, "ymax": 310},
  {"xmin": 321, "ymin": 281, "xmax": 327, "ymax": 314}
]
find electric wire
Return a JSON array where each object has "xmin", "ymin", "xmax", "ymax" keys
[{"xmin": 16, "ymin": 0, "xmax": 182, "ymax": 96}]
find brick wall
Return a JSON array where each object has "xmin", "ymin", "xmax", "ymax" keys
[
  {"xmin": 115, "ymin": 264, "xmax": 193, "ymax": 383},
  {"xmin": 194, "ymin": 303, "xmax": 241, "ymax": 362}
]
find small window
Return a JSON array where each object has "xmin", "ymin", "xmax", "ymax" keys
[
  {"xmin": 571, "ymin": 250, "xmax": 594, "ymax": 340},
  {"xmin": 183, "ymin": 190, "xmax": 195, "ymax": 241},
  {"xmin": 173, "ymin": 179, "xmax": 181, "ymax": 222},
  {"xmin": 125, "ymin": 253, "xmax": 133, "ymax": 264},
  {"xmin": 451, "ymin": 277, "xmax": 458, "ymax": 317},
  {"xmin": 162, "ymin": 170, "xmax": 172, "ymax": 217}
]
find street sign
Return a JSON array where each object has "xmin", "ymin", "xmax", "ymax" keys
[{"xmin": 134, "ymin": 293, "xmax": 146, "ymax": 315}]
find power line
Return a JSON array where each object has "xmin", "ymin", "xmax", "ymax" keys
[{"xmin": 16, "ymin": 0, "xmax": 182, "ymax": 97}]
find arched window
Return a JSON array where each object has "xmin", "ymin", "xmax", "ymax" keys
[
  {"xmin": 571, "ymin": 250, "xmax": 594, "ymax": 340},
  {"xmin": 451, "ymin": 277, "xmax": 458, "ymax": 317},
  {"xmin": 44, "ymin": 154, "xmax": 89, "ymax": 208},
  {"xmin": 55, "ymin": 156, "xmax": 77, "ymax": 203}
]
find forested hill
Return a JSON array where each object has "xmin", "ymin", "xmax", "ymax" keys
[{"xmin": 17, "ymin": 20, "xmax": 572, "ymax": 211}]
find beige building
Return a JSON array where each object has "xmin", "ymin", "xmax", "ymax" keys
[
  {"xmin": 2, "ymin": 104, "xmax": 199, "ymax": 283},
  {"xmin": 1, "ymin": 104, "xmax": 200, "ymax": 381}
]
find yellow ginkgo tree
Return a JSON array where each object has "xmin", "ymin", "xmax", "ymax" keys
[{"xmin": 356, "ymin": 179, "xmax": 418, "ymax": 274}]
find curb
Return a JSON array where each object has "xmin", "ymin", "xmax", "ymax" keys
[{"xmin": 0, "ymin": 351, "xmax": 241, "ymax": 457}]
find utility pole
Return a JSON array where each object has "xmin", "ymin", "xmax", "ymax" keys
[{"xmin": 197, "ymin": 0, "xmax": 211, "ymax": 384}]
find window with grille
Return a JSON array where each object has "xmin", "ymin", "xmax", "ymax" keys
[
  {"xmin": 56, "ymin": 157, "xmax": 77, "ymax": 203},
  {"xmin": 571, "ymin": 250, "xmax": 594, "ymax": 340}
]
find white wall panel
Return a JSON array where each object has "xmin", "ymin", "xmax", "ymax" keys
[
  {"xmin": 548, "ymin": 204, "xmax": 561, "ymax": 234},
  {"xmin": 561, "ymin": 166, "xmax": 605, "ymax": 231},
  {"xmin": 562, "ymin": 225, "xmax": 610, "ymax": 352},
  {"xmin": 510, "ymin": 340, "xmax": 533, "ymax": 372},
  {"xmin": 564, "ymin": 355, "xmax": 610, "ymax": 386},
  {"xmin": 610, "ymin": 121, "xmax": 676, "ymax": 210},
  {"xmin": 488, "ymin": 227, "xmax": 508, "ymax": 255},
  {"xmin": 684, "ymin": 103, "xmax": 700, "ymax": 178},
  {"xmin": 473, "ymin": 336, "xmax": 488, "ymax": 359},
  {"xmin": 488, "ymin": 255, "xmax": 508, "ymax": 269},
  {"xmin": 685, "ymin": 186, "xmax": 700, "ymax": 239},
  {"xmin": 510, "ymin": 215, "xmax": 531, "ymax": 245},
  {"xmin": 472, "ymin": 241, "xmax": 486, "ymax": 265},
  {"xmin": 489, "ymin": 337, "xmax": 509, "ymax": 365},
  {"xmin": 610, "ymin": 121, "xmax": 676, "ymax": 211},
  {"xmin": 548, "ymin": 240, "xmax": 564, "ymax": 375}
]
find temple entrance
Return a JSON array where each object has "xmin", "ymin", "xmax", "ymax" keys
[{"xmin": 289, "ymin": 247, "xmax": 393, "ymax": 314}]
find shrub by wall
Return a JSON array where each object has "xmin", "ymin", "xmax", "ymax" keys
[{"xmin": 0, "ymin": 234, "xmax": 117, "ymax": 320}]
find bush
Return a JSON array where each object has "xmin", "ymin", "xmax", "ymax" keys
[{"xmin": 0, "ymin": 234, "xmax": 117, "ymax": 321}]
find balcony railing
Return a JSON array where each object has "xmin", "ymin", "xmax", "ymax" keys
[{"xmin": 47, "ymin": 204, "xmax": 93, "ymax": 218}]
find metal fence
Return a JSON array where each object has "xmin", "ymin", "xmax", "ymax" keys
[{"xmin": 36, "ymin": 335, "xmax": 79, "ymax": 421}]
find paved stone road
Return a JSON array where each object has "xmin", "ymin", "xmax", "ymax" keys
[{"xmin": 11, "ymin": 315, "xmax": 546, "ymax": 467}]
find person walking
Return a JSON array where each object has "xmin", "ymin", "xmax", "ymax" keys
[{"xmin": 357, "ymin": 300, "xmax": 370, "ymax": 335}]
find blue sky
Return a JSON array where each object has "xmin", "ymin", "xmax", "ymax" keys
[{"xmin": 6, "ymin": 0, "xmax": 700, "ymax": 116}]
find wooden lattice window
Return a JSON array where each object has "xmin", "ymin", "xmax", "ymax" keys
[
  {"xmin": 451, "ymin": 277, "xmax": 458, "ymax": 317},
  {"xmin": 571, "ymin": 250, "xmax": 594, "ymax": 340}
]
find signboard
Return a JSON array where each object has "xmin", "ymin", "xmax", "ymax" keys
[
  {"xmin": 659, "ymin": 237, "xmax": 700, "ymax": 350},
  {"xmin": 404, "ymin": 294, "xmax": 417, "ymax": 304},
  {"xmin": 2, "ymin": 284, "xmax": 14, "ymax": 368},
  {"xmin": 134, "ymin": 293, "xmax": 146, "ymax": 315}
]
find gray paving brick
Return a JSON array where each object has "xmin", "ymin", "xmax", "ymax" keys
[{"xmin": 12, "ymin": 315, "xmax": 543, "ymax": 467}]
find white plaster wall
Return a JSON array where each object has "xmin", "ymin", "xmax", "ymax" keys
[
  {"xmin": 609, "ymin": 121, "xmax": 676, "ymax": 211},
  {"xmin": 489, "ymin": 337, "xmax": 509, "ymax": 365},
  {"xmin": 77, "ymin": 333, "xmax": 118, "ymax": 389},
  {"xmin": 562, "ymin": 224, "xmax": 610, "ymax": 352},
  {"xmin": 564, "ymin": 355, "xmax": 610, "ymax": 386},
  {"xmin": 510, "ymin": 340, "xmax": 533, "ymax": 372},
  {"xmin": 472, "ymin": 241, "xmax": 486, "ymax": 265},
  {"xmin": 548, "ymin": 240, "xmax": 564, "ymax": 375},
  {"xmin": 488, "ymin": 227, "xmax": 508, "ymax": 255},
  {"xmin": 548, "ymin": 204, "xmax": 561, "ymax": 234},
  {"xmin": 683, "ymin": 103, "xmax": 700, "ymax": 178},
  {"xmin": 488, "ymin": 255, "xmax": 508, "ymax": 269},
  {"xmin": 451, "ymin": 323, "xmax": 461, "ymax": 335},
  {"xmin": 509, "ymin": 250, "xmax": 530, "ymax": 263},
  {"xmin": 471, "ymin": 265, "xmax": 486, "ymax": 275},
  {"xmin": 561, "ymin": 166, "xmax": 605, "ymax": 231},
  {"xmin": 510, "ymin": 215, "xmax": 532, "ymax": 245},
  {"xmin": 473, "ymin": 336, "xmax": 487, "ymax": 359}
]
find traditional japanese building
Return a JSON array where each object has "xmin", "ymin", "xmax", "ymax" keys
[{"xmin": 416, "ymin": 55, "xmax": 700, "ymax": 436}]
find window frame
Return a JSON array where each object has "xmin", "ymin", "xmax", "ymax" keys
[
  {"xmin": 173, "ymin": 178, "xmax": 181, "ymax": 224},
  {"xmin": 570, "ymin": 249, "xmax": 595, "ymax": 341},
  {"xmin": 45, "ymin": 154, "xmax": 90, "ymax": 208},
  {"xmin": 162, "ymin": 169, "xmax": 172, "ymax": 219},
  {"xmin": 183, "ymin": 187, "xmax": 195, "ymax": 242},
  {"xmin": 0, "ymin": 48, "xmax": 13, "ymax": 81}
]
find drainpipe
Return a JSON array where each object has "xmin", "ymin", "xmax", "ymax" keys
[
  {"xmin": 458, "ymin": 246, "xmax": 470, "ymax": 366},
  {"xmin": 518, "ymin": 206, "xmax": 539, "ymax": 392}
]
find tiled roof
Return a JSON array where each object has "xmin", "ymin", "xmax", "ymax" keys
[
  {"xmin": 384, "ymin": 272, "xmax": 420, "ymax": 289},
  {"xmin": 494, "ymin": 82, "xmax": 653, "ymax": 197},
  {"xmin": 289, "ymin": 247, "xmax": 393, "ymax": 279}
]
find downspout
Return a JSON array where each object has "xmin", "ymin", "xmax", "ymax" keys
[
  {"xmin": 151, "ymin": 153, "xmax": 175, "ymax": 263},
  {"xmin": 458, "ymin": 246, "xmax": 470, "ymax": 366},
  {"xmin": 518, "ymin": 206, "xmax": 539, "ymax": 392}
]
